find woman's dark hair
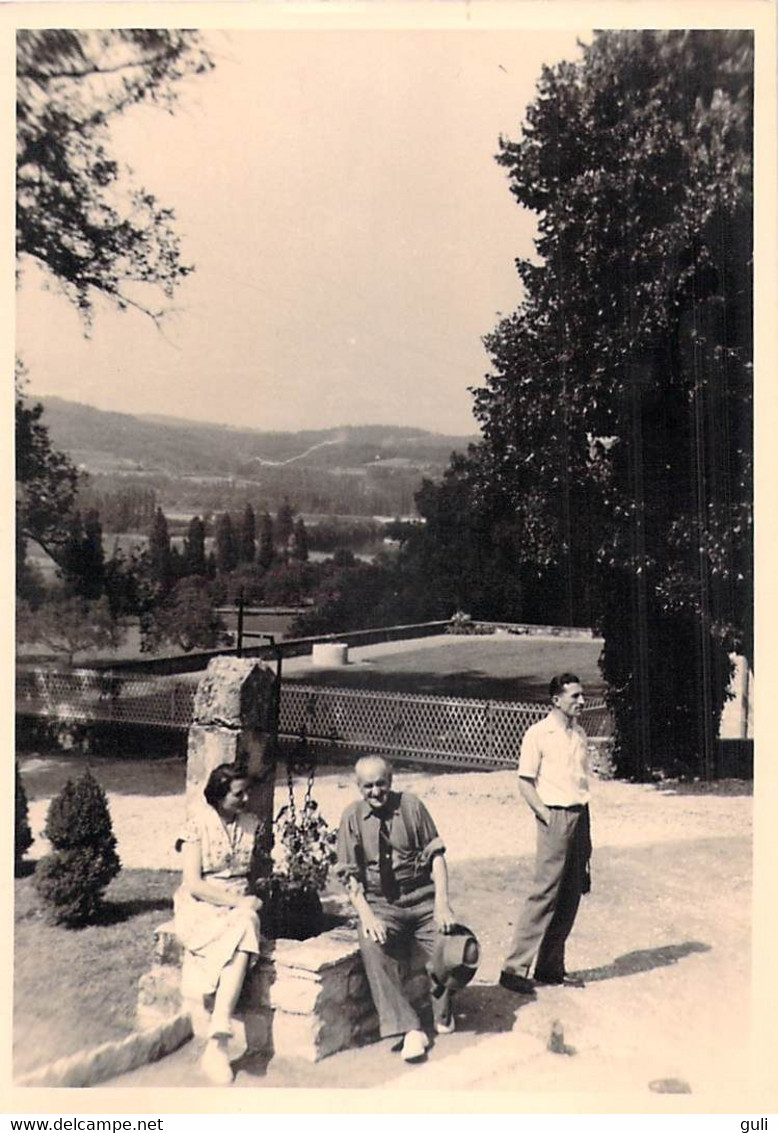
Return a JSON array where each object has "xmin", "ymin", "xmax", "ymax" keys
[{"xmin": 203, "ymin": 763, "xmax": 250, "ymax": 808}]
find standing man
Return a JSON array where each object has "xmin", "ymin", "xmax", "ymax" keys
[
  {"xmin": 336, "ymin": 755, "xmax": 458, "ymax": 1062},
  {"xmin": 499, "ymin": 673, "xmax": 592, "ymax": 994}
]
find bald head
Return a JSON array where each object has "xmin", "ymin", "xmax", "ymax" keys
[
  {"xmin": 355, "ymin": 755, "xmax": 393, "ymax": 810},
  {"xmin": 355, "ymin": 755, "xmax": 393, "ymax": 783}
]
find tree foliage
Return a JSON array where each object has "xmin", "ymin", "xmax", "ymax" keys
[
  {"xmin": 76, "ymin": 483, "xmax": 157, "ymax": 532},
  {"xmin": 477, "ymin": 31, "xmax": 752, "ymax": 775},
  {"xmin": 16, "ymin": 369, "xmax": 80, "ymax": 564},
  {"xmin": 238, "ymin": 503, "xmax": 256, "ymax": 564},
  {"xmin": 141, "ymin": 576, "xmax": 231, "ymax": 653},
  {"xmin": 215, "ymin": 512, "xmax": 238, "ymax": 574},
  {"xmin": 183, "ymin": 514, "xmax": 207, "ymax": 576},
  {"xmin": 275, "ymin": 501, "xmax": 296, "ymax": 556},
  {"xmin": 257, "ymin": 511, "xmax": 275, "ymax": 570},
  {"xmin": 15, "ymin": 762, "xmax": 34, "ymax": 876},
  {"xmin": 413, "ymin": 31, "xmax": 752, "ymax": 777},
  {"xmin": 148, "ymin": 507, "xmax": 172, "ymax": 588},
  {"xmin": 16, "ymin": 594, "xmax": 125, "ymax": 664},
  {"xmin": 289, "ymin": 516, "xmax": 309, "ymax": 562},
  {"xmin": 59, "ymin": 508, "xmax": 105, "ymax": 599},
  {"xmin": 16, "ymin": 29, "xmax": 213, "ymax": 322}
]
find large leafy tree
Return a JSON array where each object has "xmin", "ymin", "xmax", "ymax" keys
[
  {"xmin": 434, "ymin": 31, "xmax": 752, "ymax": 778},
  {"xmin": 16, "ymin": 29, "xmax": 212, "ymax": 322},
  {"xmin": 494, "ymin": 31, "xmax": 751, "ymax": 775}
]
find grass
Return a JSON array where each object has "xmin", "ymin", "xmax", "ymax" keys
[
  {"xmin": 14, "ymin": 867, "xmax": 179, "ymax": 1078},
  {"xmin": 286, "ymin": 635, "xmax": 606, "ymax": 701}
]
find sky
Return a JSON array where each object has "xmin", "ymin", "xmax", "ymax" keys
[{"xmin": 16, "ymin": 27, "xmax": 590, "ymax": 435}]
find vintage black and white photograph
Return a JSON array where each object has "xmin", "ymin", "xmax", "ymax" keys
[{"xmin": 11, "ymin": 5, "xmax": 766, "ymax": 1104}]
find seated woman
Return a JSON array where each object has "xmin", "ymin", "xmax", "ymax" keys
[{"xmin": 174, "ymin": 763, "xmax": 263, "ymax": 1085}]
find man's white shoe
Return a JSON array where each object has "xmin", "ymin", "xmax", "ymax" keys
[
  {"xmin": 401, "ymin": 1030, "xmax": 430, "ymax": 1062},
  {"xmin": 435, "ymin": 1016, "xmax": 456, "ymax": 1035}
]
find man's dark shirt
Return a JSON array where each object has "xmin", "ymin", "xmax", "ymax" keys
[{"xmin": 335, "ymin": 790, "xmax": 445, "ymax": 898}]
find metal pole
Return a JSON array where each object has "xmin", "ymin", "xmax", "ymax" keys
[{"xmin": 236, "ymin": 591, "xmax": 245, "ymax": 656}]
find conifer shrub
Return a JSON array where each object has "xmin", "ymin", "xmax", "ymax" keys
[
  {"xmin": 34, "ymin": 769, "xmax": 121, "ymax": 926},
  {"xmin": 15, "ymin": 761, "xmax": 33, "ymax": 876}
]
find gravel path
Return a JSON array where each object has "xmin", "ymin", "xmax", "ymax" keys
[{"xmin": 25, "ymin": 766, "xmax": 752, "ymax": 872}]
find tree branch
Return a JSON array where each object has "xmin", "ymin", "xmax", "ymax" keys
[{"xmin": 18, "ymin": 45, "xmax": 184, "ymax": 84}]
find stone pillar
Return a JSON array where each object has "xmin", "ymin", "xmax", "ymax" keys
[{"xmin": 185, "ymin": 656, "xmax": 277, "ymax": 852}]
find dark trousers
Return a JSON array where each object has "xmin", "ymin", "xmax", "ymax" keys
[
  {"xmin": 358, "ymin": 886, "xmax": 452, "ymax": 1038},
  {"xmin": 503, "ymin": 805, "xmax": 590, "ymax": 979}
]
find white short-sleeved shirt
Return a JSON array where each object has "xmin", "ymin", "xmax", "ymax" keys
[{"xmin": 518, "ymin": 713, "xmax": 590, "ymax": 807}]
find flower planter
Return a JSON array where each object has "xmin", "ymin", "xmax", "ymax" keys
[{"xmin": 255, "ymin": 879, "xmax": 324, "ymax": 941}]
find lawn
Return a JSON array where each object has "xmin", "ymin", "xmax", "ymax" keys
[
  {"xmin": 285, "ymin": 634, "xmax": 606, "ymax": 701},
  {"xmin": 14, "ymin": 867, "xmax": 179, "ymax": 1078}
]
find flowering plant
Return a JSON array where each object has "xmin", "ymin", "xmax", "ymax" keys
[{"xmin": 273, "ymin": 797, "xmax": 338, "ymax": 891}]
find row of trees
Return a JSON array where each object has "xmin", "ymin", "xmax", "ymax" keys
[
  {"xmin": 73, "ymin": 485, "xmax": 158, "ymax": 534},
  {"xmin": 149, "ymin": 502, "xmax": 310, "ymax": 582},
  {"xmin": 78, "ymin": 465, "xmax": 422, "ymax": 524}
]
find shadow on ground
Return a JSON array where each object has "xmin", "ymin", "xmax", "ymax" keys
[
  {"xmin": 96, "ymin": 896, "xmax": 174, "ymax": 925},
  {"xmin": 286, "ymin": 666, "xmax": 606, "ymax": 703},
  {"xmin": 573, "ymin": 941, "xmax": 711, "ymax": 983},
  {"xmin": 654, "ymin": 779, "xmax": 752, "ymax": 797},
  {"xmin": 455, "ymin": 982, "xmax": 532, "ymax": 1034}
]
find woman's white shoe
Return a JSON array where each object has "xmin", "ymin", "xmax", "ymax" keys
[
  {"xmin": 207, "ymin": 1015, "xmax": 233, "ymax": 1040},
  {"xmin": 200, "ymin": 1038, "xmax": 234, "ymax": 1085}
]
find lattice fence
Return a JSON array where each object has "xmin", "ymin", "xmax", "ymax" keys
[
  {"xmin": 15, "ymin": 669, "xmax": 197, "ymax": 729},
  {"xmin": 281, "ymin": 685, "xmax": 611, "ymax": 768},
  {"xmin": 16, "ymin": 668, "xmax": 612, "ymax": 770}
]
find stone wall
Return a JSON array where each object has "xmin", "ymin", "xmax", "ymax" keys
[{"xmin": 137, "ymin": 899, "xmax": 429, "ymax": 1063}]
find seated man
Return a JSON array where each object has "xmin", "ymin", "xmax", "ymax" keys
[{"xmin": 335, "ymin": 755, "xmax": 457, "ymax": 1062}]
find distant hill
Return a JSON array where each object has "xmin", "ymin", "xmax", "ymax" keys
[
  {"xmin": 37, "ymin": 397, "xmax": 479, "ymax": 517},
  {"xmin": 39, "ymin": 397, "xmax": 477, "ymax": 474}
]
